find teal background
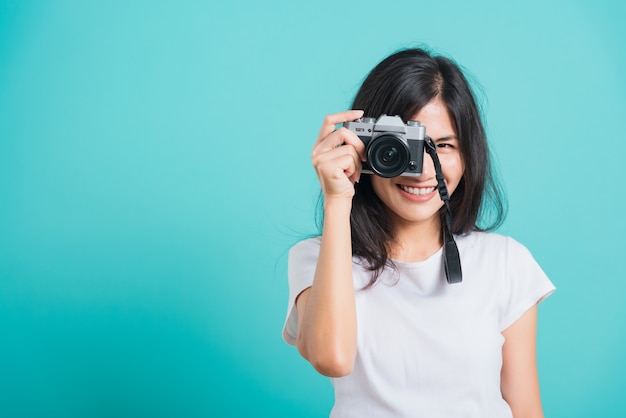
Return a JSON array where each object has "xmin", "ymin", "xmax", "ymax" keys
[{"xmin": 1, "ymin": 0, "xmax": 624, "ymax": 417}]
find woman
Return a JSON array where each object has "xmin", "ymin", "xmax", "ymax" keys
[{"xmin": 282, "ymin": 47, "xmax": 555, "ymax": 417}]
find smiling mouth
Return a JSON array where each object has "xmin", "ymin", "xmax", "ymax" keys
[{"xmin": 398, "ymin": 185, "xmax": 436, "ymax": 196}]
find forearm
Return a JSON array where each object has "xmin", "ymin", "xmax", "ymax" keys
[{"xmin": 298, "ymin": 197, "xmax": 357, "ymax": 376}]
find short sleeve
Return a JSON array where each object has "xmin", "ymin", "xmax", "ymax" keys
[
  {"xmin": 499, "ymin": 237, "xmax": 556, "ymax": 331},
  {"xmin": 282, "ymin": 237, "xmax": 322, "ymax": 345}
]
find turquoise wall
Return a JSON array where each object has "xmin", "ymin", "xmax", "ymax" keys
[{"xmin": 1, "ymin": 0, "xmax": 624, "ymax": 416}]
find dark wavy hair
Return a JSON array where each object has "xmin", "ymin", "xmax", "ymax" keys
[{"xmin": 317, "ymin": 47, "xmax": 506, "ymax": 283}]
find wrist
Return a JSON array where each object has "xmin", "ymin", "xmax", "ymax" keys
[{"xmin": 323, "ymin": 196, "xmax": 353, "ymax": 213}]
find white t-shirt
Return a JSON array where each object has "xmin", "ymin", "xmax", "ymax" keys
[{"xmin": 282, "ymin": 231, "xmax": 555, "ymax": 418}]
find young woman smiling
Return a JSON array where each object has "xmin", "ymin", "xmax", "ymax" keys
[{"xmin": 283, "ymin": 47, "xmax": 555, "ymax": 418}]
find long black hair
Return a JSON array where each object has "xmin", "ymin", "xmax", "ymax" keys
[{"xmin": 317, "ymin": 47, "xmax": 506, "ymax": 283}]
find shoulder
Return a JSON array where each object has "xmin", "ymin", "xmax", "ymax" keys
[
  {"xmin": 289, "ymin": 236, "xmax": 322, "ymax": 258},
  {"xmin": 456, "ymin": 231, "xmax": 542, "ymax": 273},
  {"xmin": 289, "ymin": 235, "xmax": 373, "ymax": 268},
  {"xmin": 457, "ymin": 231, "xmax": 532, "ymax": 257},
  {"xmin": 288, "ymin": 236, "xmax": 323, "ymax": 270}
]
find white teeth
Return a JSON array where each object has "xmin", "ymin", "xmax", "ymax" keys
[{"xmin": 399, "ymin": 185, "xmax": 436, "ymax": 196}]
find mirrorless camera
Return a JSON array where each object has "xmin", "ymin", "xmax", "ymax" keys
[{"xmin": 344, "ymin": 115, "xmax": 426, "ymax": 178}]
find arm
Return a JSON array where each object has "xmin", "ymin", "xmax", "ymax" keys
[
  {"xmin": 295, "ymin": 110, "xmax": 365, "ymax": 377},
  {"xmin": 501, "ymin": 304, "xmax": 544, "ymax": 418}
]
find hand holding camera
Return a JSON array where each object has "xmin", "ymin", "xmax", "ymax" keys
[{"xmin": 311, "ymin": 110, "xmax": 367, "ymax": 201}]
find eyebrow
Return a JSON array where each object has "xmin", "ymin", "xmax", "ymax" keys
[{"xmin": 433, "ymin": 135, "xmax": 458, "ymax": 142}]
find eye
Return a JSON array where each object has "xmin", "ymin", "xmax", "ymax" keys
[
  {"xmin": 436, "ymin": 142, "xmax": 456, "ymax": 152},
  {"xmin": 434, "ymin": 136, "xmax": 459, "ymax": 152}
]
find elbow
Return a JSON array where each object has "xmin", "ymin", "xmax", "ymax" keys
[
  {"xmin": 310, "ymin": 353, "xmax": 355, "ymax": 377},
  {"xmin": 297, "ymin": 340, "xmax": 355, "ymax": 377}
]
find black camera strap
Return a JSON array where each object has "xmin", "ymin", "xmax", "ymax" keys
[{"xmin": 424, "ymin": 137, "xmax": 463, "ymax": 284}]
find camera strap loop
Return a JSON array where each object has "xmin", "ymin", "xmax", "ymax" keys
[{"xmin": 424, "ymin": 138, "xmax": 463, "ymax": 284}]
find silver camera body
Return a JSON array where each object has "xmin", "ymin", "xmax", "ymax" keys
[{"xmin": 344, "ymin": 114, "xmax": 426, "ymax": 178}]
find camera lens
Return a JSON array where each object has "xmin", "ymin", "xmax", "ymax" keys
[
  {"xmin": 367, "ymin": 134, "xmax": 409, "ymax": 178},
  {"xmin": 381, "ymin": 147, "xmax": 399, "ymax": 164}
]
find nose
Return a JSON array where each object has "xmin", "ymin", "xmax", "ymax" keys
[{"xmin": 419, "ymin": 151, "xmax": 436, "ymax": 179}]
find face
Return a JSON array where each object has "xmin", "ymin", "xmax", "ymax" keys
[{"xmin": 371, "ymin": 98, "xmax": 465, "ymax": 230}]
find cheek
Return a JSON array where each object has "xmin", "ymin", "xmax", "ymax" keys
[
  {"xmin": 371, "ymin": 176, "xmax": 388, "ymax": 198},
  {"xmin": 442, "ymin": 155, "xmax": 465, "ymax": 189}
]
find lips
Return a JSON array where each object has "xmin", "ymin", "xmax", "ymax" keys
[{"xmin": 398, "ymin": 185, "xmax": 436, "ymax": 196}]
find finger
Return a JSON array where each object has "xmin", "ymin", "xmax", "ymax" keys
[
  {"xmin": 316, "ymin": 109, "xmax": 364, "ymax": 143},
  {"xmin": 335, "ymin": 127, "xmax": 367, "ymax": 162},
  {"xmin": 313, "ymin": 142, "xmax": 362, "ymax": 167},
  {"xmin": 341, "ymin": 153, "xmax": 362, "ymax": 183},
  {"xmin": 341, "ymin": 151, "xmax": 363, "ymax": 185},
  {"xmin": 316, "ymin": 153, "xmax": 361, "ymax": 186},
  {"xmin": 313, "ymin": 127, "xmax": 366, "ymax": 162},
  {"xmin": 313, "ymin": 143, "xmax": 362, "ymax": 181}
]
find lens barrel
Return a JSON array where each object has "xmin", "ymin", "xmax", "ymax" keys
[{"xmin": 366, "ymin": 134, "xmax": 410, "ymax": 178}]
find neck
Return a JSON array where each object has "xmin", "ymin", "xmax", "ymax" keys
[{"xmin": 388, "ymin": 214, "xmax": 443, "ymax": 263}]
